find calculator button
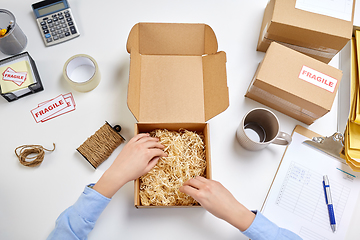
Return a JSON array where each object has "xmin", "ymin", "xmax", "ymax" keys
[
  {"xmin": 70, "ymin": 26, "xmax": 77, "ymax": 34},
  {"xmin": 38, "ymin": 9, "xmax": 78, "ymax": 46}
]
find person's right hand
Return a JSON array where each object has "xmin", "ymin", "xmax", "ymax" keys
[
  {"xmin": 108, "ymin": 133, "xmax": 167, "ymax": 183},
  {"xmin": 179, "ymin": 176, "xmax": 255, "ymax": 232},
  {"xmin": 93, "ymin": 133, "xmax": 167, "ymax": 198}
]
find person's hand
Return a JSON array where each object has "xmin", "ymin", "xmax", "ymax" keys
[
  {"xmin": 93, "ymin": 133, "xmax": 167, "ymax": 198},
  {"xmin": 179, "ymin": 176, "xmax": 255, "ymax": 231}
]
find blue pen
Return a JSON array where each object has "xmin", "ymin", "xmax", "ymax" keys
[{"xmin": 323, "ymin": 175, "xmax": 336, "ymax": 232}]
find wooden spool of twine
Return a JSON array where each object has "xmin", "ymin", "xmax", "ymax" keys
[
  {"xmin": 15, "ymin": 143, "xmax": 56, "ymax": 167},
  {"xmin": 77, "ymin": 122, "xmax": 125, "ymax": 169}
]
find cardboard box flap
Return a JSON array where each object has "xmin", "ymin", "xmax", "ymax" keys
[
  {"xmin": 127, "ymin": 23, "xmax": 140, "ymax": 53},
  {"xmin": 128, "ymin": 53, "xmax": 229, "ymax": 123},
  {"xmin": 127, "ymin": 23, "xmax": 218, "ymax": 55},
  {"xmin": 136, "ymin": 55, "xmax": 206, "ymax": 123},
  {"xmin": 127, "ymin": 51, "xmax": 141, "ymax": 120},
  {"xmin": 203, "ymin": 51, "xmax": 229, "ymax": 121}
]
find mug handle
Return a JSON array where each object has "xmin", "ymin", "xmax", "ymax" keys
[{"xmin": 272, "ymin": 132, "xmax": 292, "ymax": 145}]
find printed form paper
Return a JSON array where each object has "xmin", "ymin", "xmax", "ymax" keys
[
  {"xmin": 295, "ymin": 0, "xmax": 353, "ymax": 21},
  {"xmin": 262, "ymin": 132, "xmax": 360, "ymax": 240}
]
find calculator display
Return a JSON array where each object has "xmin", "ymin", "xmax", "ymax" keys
[{"xmin": 38, "ymin": 2, "xmax": 66, "ymax": 17}]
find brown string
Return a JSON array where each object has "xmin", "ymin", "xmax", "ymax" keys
[
  {"xmin": 77, "ymin": 123, "xmax": 124, "ymax": 169},
  {"xmin": 15, "ymin": 144, "xmax": 56, "ymax": 167}
]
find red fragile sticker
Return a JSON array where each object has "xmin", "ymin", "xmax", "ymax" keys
[
  {"xmin": 31, "ymin": 93, "xmax": 76, "ymax": 123},
  {"xmin": 298, "ymin": 66, "xmax": 338, "ymax": 93},
  {"xmin": 38, "ymin": 93, "xmax": 76, "ymax": 122},
  {"xmin": 2, "ymin": 67, "xmax": 27, "ymax": 86}
]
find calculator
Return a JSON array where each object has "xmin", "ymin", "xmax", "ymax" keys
[{"xmin": 32, "ymin": 0, "xmax": 80, "ymax": 47}]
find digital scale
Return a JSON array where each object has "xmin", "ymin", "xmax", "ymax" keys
[{"xmin": 32, "ymin": 0, "xmax": 80, "ymax": 47}]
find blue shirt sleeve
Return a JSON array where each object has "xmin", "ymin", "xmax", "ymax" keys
[
  {"xmin": 47, "ymin": 185, "xmax": 111, "ymax": 240},
  {"xmin": 241, "ymin": 211, "xmax": 302, "ymax": 240}
]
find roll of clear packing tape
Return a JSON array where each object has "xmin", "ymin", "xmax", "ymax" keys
[{"xmin": 63, "ymin": 54, "xmax": 100, "ymax": 92}]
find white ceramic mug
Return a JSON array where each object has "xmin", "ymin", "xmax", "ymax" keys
[{"xmin": 236, "ymin": 108, "xmax": 292, "ymax": 151}]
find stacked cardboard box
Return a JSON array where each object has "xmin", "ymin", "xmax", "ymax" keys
[
  {"xmin": 248, "ymin": 0, "xmax": 356, "ymax": 125},
  {"xmin": 257, "ymin": 0, "xmax": 354, "ymax": 63},
  {"xmin": 246, "ymin": 42, "xmax": 342, "ymax": 125}
]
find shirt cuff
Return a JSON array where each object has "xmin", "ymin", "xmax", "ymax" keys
[
  {"xmin": 241, "ymin": 210, "xmax": 279, "ymax": 239},
  {"xmin": 72, "ymin": 185, "xmax": 111, "ymax": 223}
]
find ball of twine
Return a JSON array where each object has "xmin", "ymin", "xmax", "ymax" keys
[{"xmin": 15, "ymin": 144, "xmax": 56, "ymax": 167}]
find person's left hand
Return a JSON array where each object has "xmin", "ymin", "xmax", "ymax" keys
[{"xmin": 180, "ymin": 176, "xmax": 255, "ymax": 231}]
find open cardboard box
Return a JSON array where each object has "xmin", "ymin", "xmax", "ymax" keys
[
  {"xmin": 257, "ymin": 0, "xmax": 354, "ymax": 63},
  {"xmin": 126, "ymin": 23, "xmax": 229, "ymax": 208},
  {"xmin": 246, "ymin": 42, "xmax": 343, "ymax": 125}
]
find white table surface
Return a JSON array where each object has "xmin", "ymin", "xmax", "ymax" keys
[{"xmin": 1, "ymin": 1, "xmax": 360, "ymax": 239}]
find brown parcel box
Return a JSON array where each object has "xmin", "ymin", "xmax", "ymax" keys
[
  {"xmin": 257, "ymin": 0, "xmax": 354, "ymax": 63},
  {"xmin": 246, "ymin": 42, "xmax": 342, "ymax": 125},
  {"xmin": 126, "ymin": 23, "xmax": 229, "ymax": 208}
]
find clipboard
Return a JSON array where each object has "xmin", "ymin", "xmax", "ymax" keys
[
  {"xmin": 260, "ymin": 125, "xmax": 360, "ymax": 240},
  {"xmin": 260, "ymin": 125, "xmax": 319, "ymax": 211}
]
